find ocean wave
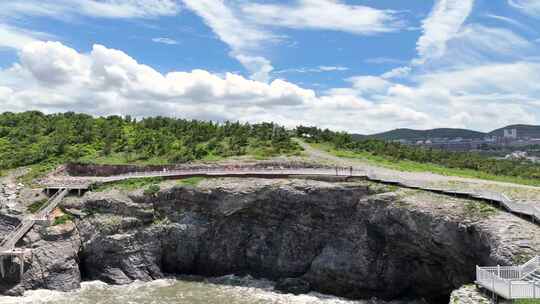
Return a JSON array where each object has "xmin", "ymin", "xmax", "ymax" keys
[{"xmin": 0, "ymin": 276, "xmax": 390, "ymax": 304}]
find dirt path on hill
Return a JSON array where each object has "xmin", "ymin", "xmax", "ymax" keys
[{"xmin": 296, "ymin": 140, "xmax": 540, "ymax": 204}]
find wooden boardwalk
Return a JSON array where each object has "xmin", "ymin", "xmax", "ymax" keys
[
  {"xmin": 42, "ymin": 166, "xmax": 540, "ymax": 226},
  {"xmin": 0, "ymin": 189, "xmax": 68, "ymax": 278}
]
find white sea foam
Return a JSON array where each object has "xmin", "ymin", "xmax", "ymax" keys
[{"xmin": 0, "ymin": 276, "xmax": 403, "ymax": 304}]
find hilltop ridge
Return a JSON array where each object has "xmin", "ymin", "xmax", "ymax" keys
[{"xmin": 358, "ymin": 124, "xmax": 540, "ymax": 141}]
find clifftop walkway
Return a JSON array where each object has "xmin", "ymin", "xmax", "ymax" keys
[
  {"xmin": 1, "ymin": 164, "xmax": 539, "ymax": 284},
  {"xmin": 41, "ymin": 165, "xmax": 540, "ymax": 225}
]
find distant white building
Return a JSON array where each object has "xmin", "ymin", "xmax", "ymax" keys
[
  {"xmin": 503, "ymin": 129, "xmax": 517, "ymax": 139},
  {"xmin": 505, "ymin": 151, "xmax": 527, "ymax": 160}
]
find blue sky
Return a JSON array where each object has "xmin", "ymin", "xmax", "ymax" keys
[{"xmin": 0, "ymin": 0, "xmax": 539, "ymax": 134}]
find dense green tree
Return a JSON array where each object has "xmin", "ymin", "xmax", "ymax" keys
[{"xmin": 0, "ymin": 111, "xmax": 301, "ymax": 169}]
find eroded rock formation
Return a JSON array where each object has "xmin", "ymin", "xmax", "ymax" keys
[{"xmin": 1, "ymin": 178, "xmax": 538, "ymax": 302}]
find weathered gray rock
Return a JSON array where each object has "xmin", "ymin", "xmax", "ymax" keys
[
  {"xmin": 0, "ymin": 222, "xmax": 81, "ymax": 296},
  {"xmin": 448, "ymin": 285, "xmax": 493, "ymax": 304},
  {"xmin": 1, "ymin": 178, "xmax": 538, "ymax": 303}
]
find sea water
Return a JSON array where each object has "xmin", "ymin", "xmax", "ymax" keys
[{"xmin": 0, "ymin": 275, "xmax": 391, "ymax": 304}]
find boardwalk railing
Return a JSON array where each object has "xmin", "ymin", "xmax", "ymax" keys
[
  {"xmin": 0, "ymin": 188, "xmax": 68, "ymax": 253},
  {"xmin": 477, "ymin": 256, "xmax": 540, "ymax": 299},
  {"xmin": 41, "ymin": 165, "xmax": 540, "ymax": 226}
]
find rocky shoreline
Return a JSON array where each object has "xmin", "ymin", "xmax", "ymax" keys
[{"xmin": 1, "ymin": 178, "xmax": 539, "ymax": 303}]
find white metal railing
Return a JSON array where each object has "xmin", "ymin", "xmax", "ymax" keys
[
  {"xmin": 42, "ymin": 165, "xmax": 540, "ymax": 226},
  {"xmin": 93, "ymin": 166, "xmax": 364, "ymax": 183},
  {"xmin": 521, "ymin": 256, "xmax": 540, "ymax": 278},
  {"xmin": 38, "ymin": 189, "xmax": 68, "ymax": 217},
  {"xmin": 477, "ymin": 256, "xmax": 540, "ymax": 299}
]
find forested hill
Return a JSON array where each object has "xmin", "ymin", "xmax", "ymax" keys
[
  {"xmin": 356, "ymin": 125, "xmax": 540, "ymax": 141},
  {"xmin": 296, "ymin": 126, "xmax": 540, "ymax": 181},
  {"xmin": 0, "ymin": 111, "xmax": 301, "ymax": 170},
  {"xmin": 489, "ymin": 125, "xmax": 540, "ymax": 139},
  {"xmin": 366, "ymin": 128, "xmax": 486, "ymax": 141}
]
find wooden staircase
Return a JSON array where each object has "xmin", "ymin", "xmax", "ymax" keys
[{"xmin": 0, "ymin": 188, "xmax": 68, "ymax": 279}]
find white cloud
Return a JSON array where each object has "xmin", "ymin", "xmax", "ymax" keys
[
  {"xmin": 484, "ymin": 14, "xmax": 530, "ymax": 31},
  {"xmin": 183, "ymin": 0, "xmax": 406, "ymax": 83},
  {"xmin": 235, "ymin": 54, "xmax": 274, "ymax": 82},
  {"xmin": 0, "ymin": 24, "xmax": 42, "ymax": 50},
  {"xmin": 418, "ymin": 62, "xmax": 540, "ymax": 95},
  {"xmin": 182, "ymin": 0, "xmax": 274, "ymax": 52},
  {"xmin": 440, "ymin": 24, "xmax": 533, "ymax": 66},
  {"xmin": 381, "ymin": 66, "xmax": 412, "ymax": 79},
  {"xmin": 241, "ymin": 0, "xmax": 403, "ymax": 35},
  {"xmin": 347, "ymin": 76, "xmax": 392, "ymax": 95},
  {"xmin": 2, "ymin": 41, "xmax": 538, "ymax": 134},
  {"xmin": 182, "ymin": 0, "xmax": 276, "ymax": 82},
  {"xmin": 0, "ymin": 41, "xmax": 436, "ymax": 133},
  {"xmin": 508, "ymin": 0, "xmax": 540, "ymax": 18},
  {"xmin": 152, "ymin": 37, "xmax": 179, "ymax": 45},
  {"xmin": 19, "ymin": 41, "xmax": 91, "ymax": 85},
  {"xmin": 275, "ymin": 66, "xmax": 348, "ymax": 74},
  {"xmin": 415, "ymin": 0, "xmax": 474, "ymax": 64},
  {"xmin": 0, "ymin": 1, "xmax": 182, "ymax": 51},
  {"xmin": 371, "ymin": 0, "xmax": 476, "ymax": 82},
  {"xmin": 364, "ymin": 57, "xmax": 407, "ymax": 65},
  {"xmin": 0, "ymin": 0, "xmax": 181, "ymax": 20},
  {"xmin": 318, "ymin": 66, "xmax": 348, "ymax": 72}
]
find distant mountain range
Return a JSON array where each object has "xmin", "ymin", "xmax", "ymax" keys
[{"xmin": 354, "ymin": 124, "xmax": 540, "ymax": 141}]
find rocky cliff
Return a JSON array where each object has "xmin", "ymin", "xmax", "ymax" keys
[{"xmin": 1, "ymin": 178, "xmax": 539, "ymax": 303}]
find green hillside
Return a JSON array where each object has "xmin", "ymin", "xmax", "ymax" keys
[
  {"xmin": 357, "ymin": 124, "xmax": 540, "ymax": 141},
  {"xmin": 367, "ymin": 128, "xmax": 486, "ymax": 141},
  {"xmin": 0, "ymin": 111, "xmax": 301, "ymax": 171},
  {"xmin": 296, "ymin": 126, "xmax": 540, "ymax": 184},
  {"xmin": 489, "ymin": 124, "xmax": 540, "ymax": 139}
]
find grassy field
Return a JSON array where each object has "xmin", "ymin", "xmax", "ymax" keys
[
  {"xmin": 92, "ymin": 176, "xmax": 206, "ymax": 192},
  {"xmin": 311, "ymin": 143, "xmax": 540, "ymax": 187},
  {"xmin": 78, "ymin": 153, "xmax": 173, "ymax": 166},
  {"xmin": 515, "ymin": 300, "xmax": 540, "ymax": 304},
  {"xmin": 17, "ymin": 162, "xmax": 61, "ymax": 187},
  {"xmin": 92, "ymin": 177, "xmax": 164, "ymax": 192}
]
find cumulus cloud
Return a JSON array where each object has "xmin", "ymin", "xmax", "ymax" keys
[
  {"xmin": 234, "ymin": 54, "xmax": 274, "ymax": 83},
  {"xmin": 0, "ymin": 41, "xmax": 438, "ymax": 133},
  {"xmin": 241, "ymin": 0, "xmax": 403, "ymax": 35},
  {"xmin": 347, "ymin": 76, "xmax": 392, "ymax": 95},
  {"xmin": 2, "ymin": 41, "xmax": 539, "ymax": 133}
]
